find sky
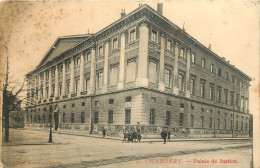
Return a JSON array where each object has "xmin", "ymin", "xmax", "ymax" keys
[
  {"xmin": 0, "ymin": 1, "xmax": 258, "ymax": 115},
  {"xmin": 0, "ymin": 0, "xmax": 259, "ymax": 161}
]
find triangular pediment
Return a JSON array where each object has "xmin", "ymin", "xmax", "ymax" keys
[{"xmin": 37, "ymin": 34, "xmax": 91, "ymax": 67}]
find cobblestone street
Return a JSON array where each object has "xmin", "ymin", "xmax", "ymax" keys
[{"xmin": 2, "ymin": 129, "xmax": 253, "ymax": 168}]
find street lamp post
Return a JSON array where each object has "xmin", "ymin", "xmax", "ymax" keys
[
  {"xmin": 44, "ymin": 95, "xmax": 54, "ymax": 143},
  {"xmin": 48, "ymin": 97, "xmax": 53, "ymax": 143}
]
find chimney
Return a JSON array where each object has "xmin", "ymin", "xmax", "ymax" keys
[
  {"xmin": 157, "ymin": 3, "xmax": 163, "ymax": 15},
  {"xmin": 121, "ymin": 9, "xmax": 126, "ymax": 18},
  {"xmin": 208, "ymin": 44, "xmax": 211, "ymax": 50}
]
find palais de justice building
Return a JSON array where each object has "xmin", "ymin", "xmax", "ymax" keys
[{"xmin": 25, "ymin": 4, "xmax": 252, "ymax": 137}]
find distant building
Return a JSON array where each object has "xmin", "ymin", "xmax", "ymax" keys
[{"xmin": 25, "ymin": 4, "xmax": 251, "ymax": 137}]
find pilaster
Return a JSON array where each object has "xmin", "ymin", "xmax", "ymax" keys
[
  {"xmin": 43, "ymin": 71, "xmax": 47, "ymax": 100},
  {"xmin": 62, "ymin": 61, "xmax": 66, "ymax": 97},
  {"xmin": 48, "ymin": 69, "xmax": 52, "ymax": 99},
  {"xmin": 136, "ymin": 22, "xmax": 149, "ymax": 87},
  {"xmin": 34, "ymin": 76, "xmax": 37, "ymax": 103},
  {"xmin": 118, "ymin": 32, "xmax": 126, "ymax": 90},
  {"xmin": 102, "ymin": 41, "xmax": 109, "ymax": 92},
  {"xmin": 173, "ymin": 43, "xmax": 179, "ymax": 95},
  {"xmin": 54, "ymin": 65, "xmax": 59, "ymax": 98},
  {"xmin": 79, "ymin": 52, "xmax": 85, "ymax": 94},
  {"xmin": 38, "ymin": 74, "xmax": 42, "ymax": 101},
  {"xmin": 158, "ymin": 34, "xmax": 165, "ymax": 91},
  {"xmin": 89, "ymin": 48, "xmax": 96, "ymax": 95},
  {"xmin": 185, "ymin": 49, "xmax": 191, "ymax": 98},
  {"xmin": 69, "ymin": 57, "xmax": 75, "ymax": 95}
]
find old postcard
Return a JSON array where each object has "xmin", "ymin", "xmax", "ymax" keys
[{"xmin": 0, "ymin": 1, "xmax": 259, "ymax": 168}]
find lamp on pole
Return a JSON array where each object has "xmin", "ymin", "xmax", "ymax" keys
[
  {"xmin": 48, "ymin": 95, "xmax": 54, "ymax": 143},
  {"xmin": 44, "ymin": 95, "xmax": 54, "ymax": 143},
  {"xmin": 44, "ymin": 94, "xmax": 59, "ymax": 143}
]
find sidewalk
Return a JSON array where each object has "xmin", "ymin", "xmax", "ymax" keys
[
  {"xmin": 25, "ymin": 127, "xmax": 252, "ymax": 143},
  {"xmin": 3, "ymin": 128, "xmax": 253, "ymax": 168}
]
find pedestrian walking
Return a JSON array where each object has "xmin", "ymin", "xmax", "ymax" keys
[
  {"xmin": 102, "ymin": 129, "xmax": 106, "ymax": 138},
  {"xmin": 167, "ymin": 130, "xmax": 171, "ymax": 141},
  {"xmin": 137, "ymin": 133, "xmax": 142, "ymax": 143},
  {"xmin": 127, "ymin": 131, "xmax": 131, "ymax": 142},
  {"xmin": 129, "ymin": 130, "xmax": 134, "ymax": 143},
  {"xmin": 133, "ymin": 130, "xmax": 137, "ymax": 143},
  {"xmin": 122, "ymin": 131, "xmax": 128, "ymax": 143},
  {"xmin": 161, "ymin": 130, "xmax": 167, "ymax": 144}
]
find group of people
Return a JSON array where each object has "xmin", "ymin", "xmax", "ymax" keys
[
  {"xmin": 102, "ymin": 128, "xmax": 173, "ymax": 144},
  {"xmin": 161, "ymin": 130, "xmax": 171, "ymax": 144},
  {"xmin": 122, "ymin": 130, "xmax": 142, "ymax": 143}
]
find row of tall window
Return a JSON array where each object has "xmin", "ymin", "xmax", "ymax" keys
[
  {"xmin": 200, "ymin": 61, "xmax": 249, "ymax": 91},
  {"xmin": 196, "ymin": 79, "xmax": 248, "ymax": 110},
  {"xmin": 34, "ymin": 62, "xmax": 248, "ymax": 112},
  {"xmin": 150, "ymin": 29, "xmax": 249, "ymax": 93},
  {"xmin": 32, "ymin": 68, "xmax": 248, "ymax": 115},
  {"xmin": 49, "ymin": 29, "xmax": 136, "ymax": 73},
  {"xmin": 61, "ymin": 112, "xmax": 84, "ymax": 123},
  {"xmin": 63, "ymin": 60, "xmax": 136, "ymax": 94},
  {"xmin": 151, "ymin": 29, "xmax": 196, "ymax": 62},
  {"xmin": 26, "ymin": 111, "xmax": 248, "ymax": 131},
  {"xmin": 192, "ymin": 115, "xmax": 248, "ymax": 131},
  {"xmin": 97, "ymin": 27, "xmax": 137, "ymax": 56},
  {"xmin": 149, "ymin": 60, "xmax": 185, "ymax": 90}
]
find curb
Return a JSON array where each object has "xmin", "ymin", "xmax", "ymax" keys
[
  {"xmin": 53, "ymin": 131, "xmax": 252, "ymax": 143},
  {"xmin": 22, "ymin": 128, "xmax": 252, "ymax": 143}
]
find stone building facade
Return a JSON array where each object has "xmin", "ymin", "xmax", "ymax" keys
[{"xmin": 25, "ymin": 4, "xmax": 252, "ymax": 138}]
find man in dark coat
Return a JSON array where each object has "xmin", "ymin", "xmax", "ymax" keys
[
  {"xmin": 161, "ymin": 130, "xmax": 167, "ymax": 144},
  {"xmin": 122, "ymin": 131, "xmax": 128, "ymax": 143},
  {"xmin": 133, "ymin": 130, "xmax": 137, "ymax": 143},
  {"xmin": 127, "ymin": 131, "xmax": 131, "ymax": 142},
  {"xmin": 167, "ymin": 130, "xmax": 171, "ymax": 141},
  {"xmin": 129, "ymin": 131, "xmax": 134, "ymax": 143},
  {"xmin": 137, "ymin": 133, "xmax": 142, "ymax": 143},
  {"xmin": 102, "ymin": 129, "xmax": 106, "ymax": 138}
]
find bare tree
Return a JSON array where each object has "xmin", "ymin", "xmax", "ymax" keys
[{"xmin": 2, "ymin": 47, "xmax": 25, "ymax": 142}]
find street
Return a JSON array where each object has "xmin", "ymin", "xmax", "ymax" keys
[{"xmin": 2, "ymin": 129, "xmax": 253, "ymax": 168}]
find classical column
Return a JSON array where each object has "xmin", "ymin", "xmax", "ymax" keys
[
  {"xmin": 79, "ymin": 52, "xmax": 85, "ymax": 94},
  {"xmin": 43, "ymin": 71, "xmax": 47, "ymax": 100},
  {"xmin": 62, "ymin": 61, "xmax": 66, "ymax": 97},
  {"xmin": 102, "ymin": 41, "xmax": 109, "ymax": 92},
  {"xmin": 70, "ymin": 57, "xmax": 75, "ymax": 94},
  {"xmin": 54, "ymin": 65, "xmax": 59, "ymax": 97},
  {"xmin": 173, "ymin": 43, "xmax": 179, "ymax": 95},
  {"xmin": 89, "ymin": 48, "xmax": 96, "ymax": 95},
  {"xmin": 185, "ymin": 49, "xmax": 191, "ymax": 98},
  {"xmin": 136, "ymin": 22, "xmax": 149, "ymax": 87},
  {"xmin": 246, "ymin": 98, "xmax": 249, "ymax": 113},
  {"xmin": 34, "ymin": 76, "xmax": 37, "ymax": 103},
  {"xmin": 118, "ymin": 33, "xmax": 126, "ymax": 90},
  {"xmin": 158, "ymin": 34, "xmax": 165, "ymax": 91},
  {"xmin": 38, "ymin": 74, "xmax": 42, "ymax": 101},
  {"xmin": 48, "ymin": 69, "xmax": 52, "ymax": 99},
  {"xmin": 30, "ymin": 86, "xmax": 33, "ymax": 105},
  {"xmin": 26, "ymin": 79, "xmax": 30, "ymax": 105}
]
